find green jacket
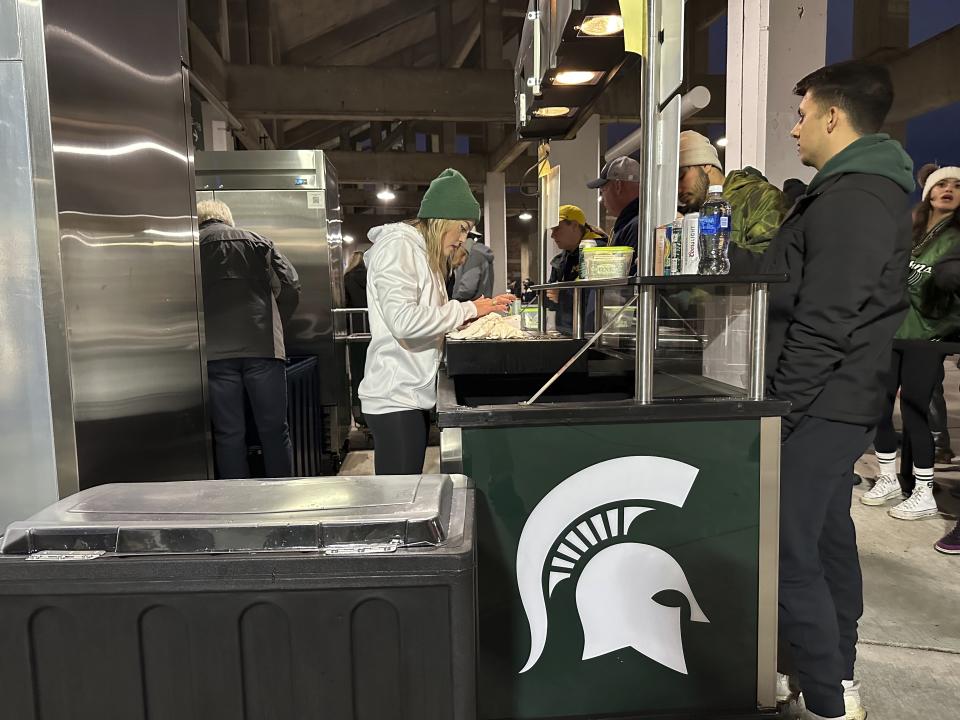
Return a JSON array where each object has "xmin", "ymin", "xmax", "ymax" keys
[
  {"xmin": 896, "ymin": 221, "xmax": 960, "ymax": 341},
  {"xmin": 723, "ymin": 167, "xmax": 789, "ymax": 255}
]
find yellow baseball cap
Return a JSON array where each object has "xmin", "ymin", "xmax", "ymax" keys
[{"xmin": 558, "ymin": 204, "xmax": 603, "ymax": 239}]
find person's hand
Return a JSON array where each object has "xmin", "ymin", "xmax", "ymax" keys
[
  {"xmin": 473, "ymin": 294, "xmax": 513, "ymax": 317},
  {"xmin": 546, "ymin": 290, "xmax": 559, "ymax": 303}
]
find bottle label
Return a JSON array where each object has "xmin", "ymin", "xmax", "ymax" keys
[
  {"xmin": 720, "ymin": 216, "xmax": 730, "ymax": 230},
  {"xmin": 699, "ymin": 215, "xmax": 719, "ymax": 235}
]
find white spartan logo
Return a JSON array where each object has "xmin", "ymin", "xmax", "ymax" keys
[{"xmin": 516, "ymin": 456, "xmax": 710, "ymax": 675}]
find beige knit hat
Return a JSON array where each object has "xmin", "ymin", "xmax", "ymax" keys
[
  {"xmin": 679, "ymin": 130, "xmax": 721, "ymax": 170},
  {"xmin": 922, "ymin": 166, "xmax": 960, "ymax": 201}
]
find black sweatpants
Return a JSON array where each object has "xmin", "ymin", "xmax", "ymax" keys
[
  {"xmin": 875, "ymin": 347, "xmax": 945, "ymax": 493},
  {"xmin": 366, "ymin": 409, "xmax": 431, "ymax": 474},
  {"xmin": 779, "ymin": 416, "xmax": 872, "ymax": 719}
]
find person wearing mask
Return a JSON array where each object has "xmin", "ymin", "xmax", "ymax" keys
[
  {"xmin": 677, "ymin": 130, "xmax": 789, "ymax": 272},
  {"xmin": 450, "ymin": 229, "xmax": 495, "ymax": 301},
  {"xmin": 545, "ymin": 204, "xmax": 607, "ymax": 333},
  {"xmin": 587, "ymin": 156, "xmax": 641, "ymax": 271},
  {"xmin": 197, "ymin": 199, "xmax": 301, "ymax": 480},
  {"xmin": 343, "ymin": 250, "xmax": 367, "ymax": 309},
  {"xmin": 862, "ymin": 166, "xmax": 960, "ymax": 529},
  {"xmin": 358, "ymin": 168, "xmax": 514, "ymax": 474},
  {"xmin": 762, "ymin": 62, "xmax": 914, "ymax": 720}
]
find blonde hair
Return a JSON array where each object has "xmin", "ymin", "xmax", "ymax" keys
[
  {"xmin": 405, "ymin": 218, "xmax": 466, "ymax": 277},
  {"xmin": 449, "ymin": 245, "xmax": 469, "ymax": 271},
  {"xmin": 197, "ymin": 199, "xmax": 235, "ymax": 227}
]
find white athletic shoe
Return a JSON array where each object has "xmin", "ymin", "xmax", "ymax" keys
[
  {"xmin": 887, "ymin": 481, "xmax": 939, "ymax": 520},
  {"xmin": 843, "ymin": 680, "xmax": 867, "ymax": 720},
  {"xmin": 860, "ymin": 473, "xmax": 902, "ymax": 506}
]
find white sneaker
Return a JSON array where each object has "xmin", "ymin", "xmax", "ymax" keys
[
  {"xmin": 860, "ymin": 473, "xmax": 902, "ymax": 506},
  {"xmin": 888, "ymin": 481, "xmax": 939, "ymax": 520},
  {"xmin": 843, "ymin": 680, "xmax": 867, "ymax": 720}
]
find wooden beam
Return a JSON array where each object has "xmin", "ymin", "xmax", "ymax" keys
[
  {"xmin": 190, "ymin": 0, "xmax": 230, "ymax": 58},
  {"xmin": 325, "ymin": 150, "xmax": 527, "ymax": 186},
  {"xmin": 284, "ymin": 120, "xmax": 353, "ymax": 149},
  {"xmin": 284, "ymin": 0, "xmax": 441, "ymax": 66},
  {"xmin": 884, "ymin": 24, "xmax": 960, "ymax": 124},
  {"xmin": 247, "ymin": 0, "xmax": 272, "ymax": 65},
  {"xmin": 226, "ymin": 65, "xmax": 515, "ymax": 121},
  {"xmin": 489, "ymin": 131, "xmax": 532, "ymax": 173},
  {"xmin": 226, "ymin": 0, "xmax": 249, "ymax": 64},
  {"xmin": 187, "ymin": 21, "xmax": 228, "ymax": 98}
]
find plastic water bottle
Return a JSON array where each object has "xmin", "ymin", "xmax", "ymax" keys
[
  {"xmin": 578, "ymin": 238, "xmax": 597, "ymax": 278},
  {"xmin": 697, "ymin": 185, "xmax": 733, "ymax": 275}
]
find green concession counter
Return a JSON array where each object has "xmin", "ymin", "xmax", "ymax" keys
[{"xmin": 437, "ymin": 278, "xmax": 788, "ymax": 720}]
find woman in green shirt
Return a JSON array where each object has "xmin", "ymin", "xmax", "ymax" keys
[{"xmin": 863, "ymin": 166, "xmax": 960, "ymax": 544}]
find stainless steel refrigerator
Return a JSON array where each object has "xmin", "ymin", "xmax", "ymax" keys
[{"xmin": 196, "ymin": 151, "xmax": 351, "ymax": 472}]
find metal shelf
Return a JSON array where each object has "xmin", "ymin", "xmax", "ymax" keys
[{"xmin": 527, "ymin": 273, "xmax": 788, "ymax": 292}]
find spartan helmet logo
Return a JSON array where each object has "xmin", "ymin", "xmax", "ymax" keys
[{"xmin": 516, "ymin": 456, "xmax": 709, "ymax": 674}]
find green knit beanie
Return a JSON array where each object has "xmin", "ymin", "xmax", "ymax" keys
[{"xmin": 417, "ymin": 168, "xmax": 481, "ymax": 222}]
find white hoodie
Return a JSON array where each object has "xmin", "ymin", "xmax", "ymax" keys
[{"xmin": 358, "ymin": 223, "xmax": 477, "ymax": 415}]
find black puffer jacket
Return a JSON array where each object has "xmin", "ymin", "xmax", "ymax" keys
[
  {"xmin": 762, "ymin": 135, "xmax": 915, "ymax": 434},
  {"xmin": 199, "ymin": 220, "xmax": 301, "ymax": 361}
]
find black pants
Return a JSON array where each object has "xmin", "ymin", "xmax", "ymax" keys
[
  {"xmin": 207, "ymin": 358, "xmax": 293, "ymax": 479},
  {"xmin": 875, "ymin": 347, "xmax": 945, "ymax": 492},
  {"xmin": 929, "ymin": 364, "xmax": 951, "ymax": 453},
  {"xmin": 779, "ymin": 417, "xmax": 872, "ymax": 719},
  {"xmin": 366, "ymin": 409, "xmax": 431, "ymax": 474}
]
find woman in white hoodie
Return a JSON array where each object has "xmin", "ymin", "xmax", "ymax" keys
[{"xmin": 358, "ymin": 168, "xmax": 515, "ymax": 473}]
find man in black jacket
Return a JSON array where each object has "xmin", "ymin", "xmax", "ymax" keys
[
  {"xmin": 762, "ymin": 63, "xmax": 914, "ymax": 720},
  {"xmin": 197, "ymin": 199, "xmax": 301, "ymax": 479}
]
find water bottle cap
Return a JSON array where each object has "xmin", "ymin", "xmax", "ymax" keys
[{"xmin": 708, "ymin": 185, "xmax": 724, "ymax": 193}]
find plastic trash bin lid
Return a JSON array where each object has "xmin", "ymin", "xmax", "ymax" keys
[{"xmin": 0, "ymin": 475, "xmax": 455, "ymax": 555}]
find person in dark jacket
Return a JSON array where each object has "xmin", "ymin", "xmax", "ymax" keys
[
  {"xmin": 197, "ymin": 199, "xmax": 301, "ymax": 480},
  {"xmin": 588, "ymin": 156, "xmax": 640, "ymax": 272},
  {"xmin": 761, "ymin": 62, "xmax": 915, "ymax": 720},
  {"xmin": 450, "ymin": 230, "xmax": 495, "ymax": 301},
  {"xmin": 343, "ymin": 250, "xmax": 367, "ymax": 308},
  {"xmin": 545, "ymin": 204, "xmax": 608, "ymax": 333},
  {"xmin": 862, "ymin": 167, "xmax": 960, "ymax": 531}
]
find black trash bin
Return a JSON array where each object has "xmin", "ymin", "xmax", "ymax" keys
[{"xmin": 0, "ymin": 475, "xmax": 476, "ymax": 720}]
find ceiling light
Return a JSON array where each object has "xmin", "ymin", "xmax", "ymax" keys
[
  {"xmin": 578, "ymin": 15, "xmax": 624, "ymax": 37},
  {"xmin": 518, "ymin": 212, "xmax": 533, "ymax": 221},
  {"xmin": 715, "ymin": 137, "xmax": 728, "ymax": 148},
  {"xmin": 532, "ymin": 106, "xmax": 571, "ymax": 118},
  {"xmin": 343, "ymin": 234, "xmax": 355, "ymax": 244},
  {"xmin": 553, "ymin": 70, "xmax": 601, "ymax": 86},
  {"xmin": 376, "ymin": 189, "xmax": 395, "ymax": 201}
]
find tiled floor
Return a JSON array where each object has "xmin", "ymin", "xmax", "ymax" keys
[{"xmin": 340, "ymin": 362, "xmax": 960, "ymax": 719}]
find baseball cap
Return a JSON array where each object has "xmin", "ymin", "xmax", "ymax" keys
[
  {"xmin": 557, "ymin": 204, "xmax": 604, "ymax": 239},
  {"xmin": 586, "ymin": 156, "xmax": 642, "ymax": 189}
]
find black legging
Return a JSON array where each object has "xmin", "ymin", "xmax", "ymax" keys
[
  {"xmin": 365, "ymin": 409, "xmax": 431, "ymax": 474},
  {"xmin": 875, "ymin": 346, "xmax": 946, "ymax": 493}
]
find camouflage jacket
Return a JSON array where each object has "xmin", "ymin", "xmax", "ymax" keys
[{"xmin": 723, "ymin": 167, "xmax": 789, "ymax": 255}]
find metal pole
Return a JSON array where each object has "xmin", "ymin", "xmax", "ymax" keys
[
  {"xmin": 748, "ymin": 283, "xmax": 769, "ymax": 400},
  {"xmin": 594, "ymin": 287, "xmax": 604, "ymax": 336},
  {"xmin": 572, "ymin": 287, "xmax": 582, "ymax": 339},
  {"xmin": 635, "ymin": 0, "xmax": 660, "ymax": 403}
]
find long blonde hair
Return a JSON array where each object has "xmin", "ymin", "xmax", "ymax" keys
[
  {"xmin": 344, "ymin": 250, "xmax": 365, "ymax": 274},
  {"xmin": 405, "ymin": 218, "xmax": 465, "ymax": 277}
]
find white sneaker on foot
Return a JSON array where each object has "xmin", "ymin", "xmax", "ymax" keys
[
  {"xmin": 842, "ymin": 679, "xmax": 867, "ymax": 720},
  {"xmin": 860, "ymin": 473, "xmax": 901, "ymax": 505},
  {"xmin": 888, "ymin": 481, "xmax": 939, "ymax": 520}
]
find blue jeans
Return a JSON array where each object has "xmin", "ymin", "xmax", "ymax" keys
[{"xmin": 207, "ymin": 358, "xmax": 293, "ymax": 479}]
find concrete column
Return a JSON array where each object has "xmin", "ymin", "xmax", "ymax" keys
[
  {"xmin": 547, "ymin": 114, "xmax": 601, "ymax": 267},
  {"xmin": 483, "ymin": 171, "xmax": 508, "ymax": 295},
  {"xmin": 725, "ymin": 0, "xmax": 827, "ymax": 188},
  {"xmin": 201, "ymin": 102, "xmax": 233, "ymax": 151}
]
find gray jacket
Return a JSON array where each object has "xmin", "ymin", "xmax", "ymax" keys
[{"xmin": 451, "ymin": 239, "xmax": 494, "ymax": 300}]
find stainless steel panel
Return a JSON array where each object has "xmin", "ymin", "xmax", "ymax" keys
[
  {"xmin": 0, "ymin": 60, "xmax": 61, "ymax": 529},
  {"xmin": 0, "ymin": 0, "xmax": 19, "ymax": 59},
  {"xmin": 44, "ymin": 0, "xmax": 210, "ymax": 487},
  {"xmin": 757, "ymin": 416, "xmax": 782, "ymax": 709},
  {"xmin": 17, "ymin": 0, "xmax": 79, "ymax": 501}
]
